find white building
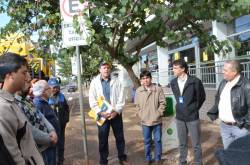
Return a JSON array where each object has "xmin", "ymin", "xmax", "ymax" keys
[{"xmin": 132, "ymin": 14, "xmax": 250, "ymax": 88}]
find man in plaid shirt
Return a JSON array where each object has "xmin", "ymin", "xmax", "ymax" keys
[{"xmin": 15, "ymin": 78, "xmax": 58, "ymax": 153}]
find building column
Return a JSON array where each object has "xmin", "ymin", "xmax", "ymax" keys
[
  {"xmin": 157, "ymin": 46, "xmax": 169, "ymax": 86},
  {"xmin": 212, "ymin": 21, "xmax": 234, "ymax": 88},
  {"xmin": 194, "ymin": 40, "xmax": 201, "ymax": 79}
]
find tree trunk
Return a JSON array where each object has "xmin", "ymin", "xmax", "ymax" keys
[{"xmin": 123, "ymin": 64, "xmax": 141, "ymax": 89}]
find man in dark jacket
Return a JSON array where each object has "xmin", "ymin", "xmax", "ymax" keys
[
  {"xmin": 33, "ymin": 80, "xmax": 60, "ymax": 165},
  {"xmin": 48, "ymin": 77, "xmax": 70, "ymax": 165},
  {"xmin": 207, "ymin": 60, "xmax": 250, "ymax": 149},
  {"xmin": 170, "ymin": 59, "xmax": 206, "ymax": 165}
]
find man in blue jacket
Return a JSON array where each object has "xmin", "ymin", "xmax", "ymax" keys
[
  {"xmin": 170, "ymin": 59, "xmax": 206, "ymax": 165},
  {"xmin": 48, "ymin": 77, "xmax": 70, "ymax": 165}
]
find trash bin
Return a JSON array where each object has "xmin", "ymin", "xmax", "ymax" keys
[
  {"xmin": 164, "ymin": 95, "xmax": 175, "ymax": 117},
  {"xmin": 162, "ymin": 92, "xmax": 178, "ymax": 152}
]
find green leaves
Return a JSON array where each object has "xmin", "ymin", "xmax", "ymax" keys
[{"xmin": 0, "ymin": 0, "xmax": 249, "ymax": 86}]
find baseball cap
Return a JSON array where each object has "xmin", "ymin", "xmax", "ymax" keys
[
  {"xmin": 48, "ymin": 77, "xmax": 60, "ymax": 87},
  {"xmin": 99, "ymin": 60, "xmax": 111, "ymax": 67}
]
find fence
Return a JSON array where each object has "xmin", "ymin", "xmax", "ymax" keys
[{"xmin": 152, "ymin": 59, "xmax": 250, "ymax": 88}]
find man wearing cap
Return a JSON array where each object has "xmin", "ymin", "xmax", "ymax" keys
[
  {"xmin": 0, "ymin": 52, "xmax": 44, "ymax": 165},
  {"xmin": 48, "ymin": 77, "xmax": 70, "ymax": 165},
  {"xmin": 89, "ymin": 61, "xmax": 129, "ymax": 165}
]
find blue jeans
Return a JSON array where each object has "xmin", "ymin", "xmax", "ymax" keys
[
  {"xmin": 142, "ymin": 124, "xmax": 162, "ymax": 161},
  {"xmin": 220, "ymin": 121, "xmax": 249, "ymax": 149},
  {"xmin": 97, "ymin": 114, "xmax": 127, "ymax": 165},
  {"xmin": 42, "ymin": 147, "xmax": 57, "ymax": 165}
]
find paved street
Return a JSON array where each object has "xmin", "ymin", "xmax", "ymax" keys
[{"xmin": 62, "ymin": 88, "xmax": 223, "ymax": 165}]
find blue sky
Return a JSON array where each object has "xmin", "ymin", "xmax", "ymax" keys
[
  {"xmin": 0, "ymin": 12, "xmax": 39, "ymax": 41},
  {"xmin": 0, "ymin": 13, "xmax": 10, "ymax": 28}
]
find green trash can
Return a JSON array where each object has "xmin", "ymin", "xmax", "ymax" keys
[{"xmin": 164, "ymin": 95, "xmax": 175, "ymax": 117}]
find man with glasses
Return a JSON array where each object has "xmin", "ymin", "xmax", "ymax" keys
[
  {"xmin": 33, "ymin": 80, "xmax": 60, "ymax": 165},
  {"xmin": 170, "ymin": 59, "xmax": 206, "ymax": 165}
]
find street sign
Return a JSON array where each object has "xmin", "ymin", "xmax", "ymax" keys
[
  {"xmin": 60, "ymin": 1, "xmax": 89, "ymax": 164},
  {"xmin": 60, "ymin": 0, "xmax": 89, "ymax": 47}
]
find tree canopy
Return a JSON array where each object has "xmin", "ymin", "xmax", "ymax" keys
[
  {"xmin": 1, "ymin": 0, "xmax": 250, "ymax": 87},
  {"xmin": 82, "ymin": 0, "xmax": 250, "ymax": 87}
]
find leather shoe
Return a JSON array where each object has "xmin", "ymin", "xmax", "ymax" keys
[
  {"xmin": 144, "ymin": 160, "xmax": 152, "ymax": 165},
  {"xmin": 155, "ymin": 160, "xmax": 162, "ymax": 165},
  {"xmin": 119, "ymin": 159, "xmax": 130, "ymax": 165}
]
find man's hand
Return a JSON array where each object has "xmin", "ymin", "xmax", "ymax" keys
[
  {"xmin": 100, "ymin": 112, "xmax": 111, "ymax": 119},
  {"xmin": 49, "ymin": 131, "xmax": 58, "ymax": 145},
  {"xmin": 108, "ymin": 111, "xmax": 118, "ymax": 120}
]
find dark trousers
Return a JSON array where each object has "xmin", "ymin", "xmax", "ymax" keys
[
  {"xmin": 97, "ymin": 114, "xmax": 127, "ymax": 165},
  {"xmin": 58, "ymin": 122, "xmax": 67, "ymax": 162},
  {"xmin": 42, "ymin": 147, "xmax": 57, "ymax": 165}
]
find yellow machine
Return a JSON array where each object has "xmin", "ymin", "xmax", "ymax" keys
[{"xmin": 0, "ymin": 33, "xmax": 55, "ymax": 78}]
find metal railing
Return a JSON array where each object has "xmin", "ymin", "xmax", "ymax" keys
[{"xmin": 152, "ymin": 59, "xmax": 250, "ymax": 88}]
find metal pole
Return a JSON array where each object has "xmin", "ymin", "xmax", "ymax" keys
[{"xmin": 76, "ymin": 46, "xmax": 89, "ymax": 164}]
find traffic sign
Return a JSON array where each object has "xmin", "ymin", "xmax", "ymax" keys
[{"xmin": 60, "ymin": 0, "xmax": 89, "ymax": 47}]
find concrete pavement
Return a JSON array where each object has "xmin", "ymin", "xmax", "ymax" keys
[{"xmin": 62, "ymin": 88, "xmax": 222, "ymax": 165}]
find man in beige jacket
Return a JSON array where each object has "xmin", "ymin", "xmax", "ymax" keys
[
  {"xmin": 135, "ymin": 70, "xmax": 166, "ymax": 165},
  {"xmin": 0, "ymin": 52, "xmax": 44, "ymax": 165}
]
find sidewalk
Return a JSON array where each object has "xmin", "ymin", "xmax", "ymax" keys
[{"xmin": 63, "ymin": 92, "xmax": 222, "ymax": 165}]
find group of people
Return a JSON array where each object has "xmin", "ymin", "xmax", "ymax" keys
[
  {"xmin": 89, "ymin": 59, "xmax": 250, "ymax": 165},
  {"xmin": 0, "ymin": 51, "xmax": 249, "ymax": 165},
  {"xmin": 0, "ymin": 52, "xmax": 70, "ymax": 165}
]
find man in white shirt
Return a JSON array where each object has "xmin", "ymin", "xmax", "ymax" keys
[{"xmin": 208, "ymin": 60, "xmax": 250, "ymax": 149}]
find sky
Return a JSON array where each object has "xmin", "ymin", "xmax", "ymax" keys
[
  {"xmin": 0, "ymin": 13, "xmax": 10, "ymax": 28},
  {"xmin": 0, "ymin": 12, "xmax": 39, "ymax": 41}
]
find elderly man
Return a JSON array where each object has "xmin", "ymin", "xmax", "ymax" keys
[
  {"xmin": 208, "ymin": 60, "xmax": 250, "ymax": 149},
  {"xmin": 33, "ymin": 80, "xmax": 60, "ymax": 165}
]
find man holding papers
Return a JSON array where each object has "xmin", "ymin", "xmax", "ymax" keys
[{"xmin": 89, "ymin": 61, "xmax": 129, "ymax": 165}]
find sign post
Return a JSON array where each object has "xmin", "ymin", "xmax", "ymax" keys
[{"xmin": 60, "ymin": 0, "xmax": 89, "ymax": 164}]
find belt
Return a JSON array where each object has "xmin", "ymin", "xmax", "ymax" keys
[{"xmin": 222, "ymin": 121, "xmax": 237, "ymax": 126}]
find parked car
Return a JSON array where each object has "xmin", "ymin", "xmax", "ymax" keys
[{"xmin": 67, "ymin": 82, "xmax": 77, "ymax": 92}]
